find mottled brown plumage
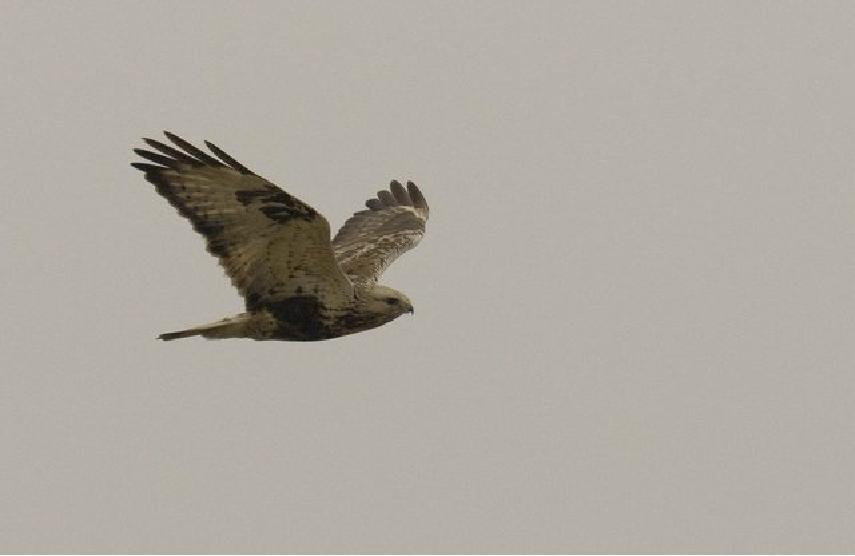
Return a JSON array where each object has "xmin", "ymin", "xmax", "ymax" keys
[{"xmin": 132, "ymin": 131, "xmax": 429, "ymax": 341}]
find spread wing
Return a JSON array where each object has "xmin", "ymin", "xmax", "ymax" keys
[
  {"xmin": 131, "ymin": 131, "xmax": 353, "ymax": 310},
  {"xmin": 332, "ymin": 180, "xmax": 429, "ymax": 285}
]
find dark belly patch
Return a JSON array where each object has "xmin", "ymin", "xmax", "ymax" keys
[{"xmin": 263, "ymin": 296, "xmax": 336, "ymax": 340}]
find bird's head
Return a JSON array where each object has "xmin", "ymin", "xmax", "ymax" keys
[{"xmin": 362, "ymin": 285, "xmax": 415, "ymax": 319}]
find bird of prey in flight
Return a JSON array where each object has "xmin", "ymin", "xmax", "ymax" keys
[{"xmin": 131, "ymin": 131, "xmax": 429, "ymax": 341}]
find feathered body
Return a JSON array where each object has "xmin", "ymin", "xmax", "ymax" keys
[{"xmin": 131, "ymin": 131, "xmax": 429, "ymax": 341}]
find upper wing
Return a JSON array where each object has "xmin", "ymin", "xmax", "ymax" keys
[
  {"xmin": 131, "ymin": 131, "xmax": 353, "ymax": 310},
  {"xmin": 332, "ymin": 180, "xmax": 429, "ymax": 285}
]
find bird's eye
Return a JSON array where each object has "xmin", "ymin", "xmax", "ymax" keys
[{"xmin": 385, "ymin": 297, "xmax": 400, "ymax": 305}]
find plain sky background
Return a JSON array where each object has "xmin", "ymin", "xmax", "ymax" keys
[{"xmin": 2, "ymin": 1, "xmax": 854, "ymax": 553}]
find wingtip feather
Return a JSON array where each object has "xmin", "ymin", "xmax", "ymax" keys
[
  {"xmin": 131, "ymin": 162, "xmax": 163, "ymax": 172},
  {"xmin": 363, "ymin": 180, "xmax": 428, "ymax": 213},
  {"xmin": 204, "ymin": 140, "xmax": 253, "ymax": 174},
  {"xmin": 390, "ymin": 180, "xmax": 411, "ymax": 205},
  {"xmin": 162, "ymin": 131, "xmax": 223, "ymax": 166},
  {"xmin": 377, "ymin": 190, "xmax": 395, "ymax": 205},
  {"xmin": 406, "ymin": 181, "xmax": 428, "ymax": 210}
]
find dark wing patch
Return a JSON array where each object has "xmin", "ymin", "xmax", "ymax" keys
[
  {"xmin": 131, "ymin": 131, "xmax": 353, "ymax": 309},
  {"xmin": 332, "ymin": 180, "xmax": 429, "ymax": 285}
]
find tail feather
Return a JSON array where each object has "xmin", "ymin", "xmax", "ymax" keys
[
  {"xmin": 158, "ymin": 313, "xmax": 251, "ymax": 341},
  {"xmin": 158, "ymin": 329, "xmax": 203, "ymax": 341}
]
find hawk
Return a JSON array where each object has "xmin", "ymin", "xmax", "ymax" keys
[{"xmin": 131, "ymin": 132, "xmax": 429, "ymax": 341}]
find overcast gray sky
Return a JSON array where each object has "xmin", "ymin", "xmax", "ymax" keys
[{"xmin": 2, "ymin": 1, "xmax": 854, "ymax": 553}]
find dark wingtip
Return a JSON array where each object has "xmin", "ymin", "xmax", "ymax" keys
[
  {"xmin": 162, "ymin": 131, "xmax": 223, "ymax": 166},
  {"xmin": 131, "ymin": 162, "xmax": 162, "ymax": 172},
  {"xmin": 143, "ymin": 137, "xmax": 199, "ymax": 165},
  {"xmin": 134, "ymin": 148, "xmax": 177, "ymax": 168},
  {"xmin": 364, "ymin": 180, "xmax": 428, "ymax": 212},
  {"xmin": 204, "ymin": 140, "xmax": 253, "ymax": 174},
  {"xmin": 377, "ymin": 190, "xmax": 395, "ymax": 205},
  {"xmin": 390, "ymin": 180, "xmax": 411, "ymax": 205},
  {"xmin": 406, "ymin": 181, "xmax": 428, "ymax": 210}
]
